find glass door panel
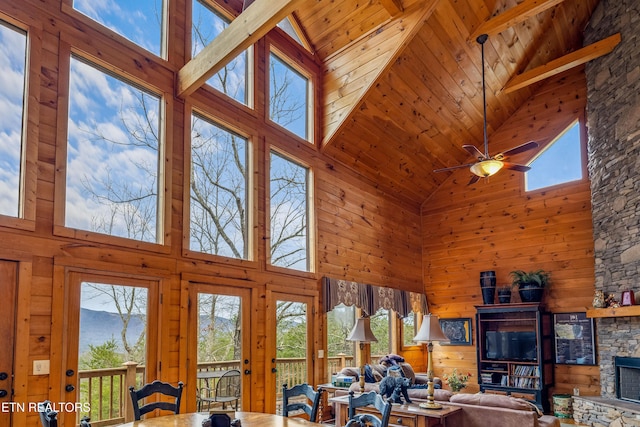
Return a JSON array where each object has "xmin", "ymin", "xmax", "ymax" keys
[{"xmin": 188, "ymin": 285, "xmax": 251, "ymax": 413}]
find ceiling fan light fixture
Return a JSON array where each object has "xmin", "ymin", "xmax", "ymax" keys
[{"xmin": 470, "ymin": 159, "xmax": 504, "ymax": 177}]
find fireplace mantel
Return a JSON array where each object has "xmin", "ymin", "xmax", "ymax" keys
[{"xmin": 586, "ymin": 305, "xmax": 640, "ymax": 318}]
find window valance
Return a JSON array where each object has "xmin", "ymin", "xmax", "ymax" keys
[{"xmin": 322, "ymin": 277, "xmax": 427, "ymax": 318}]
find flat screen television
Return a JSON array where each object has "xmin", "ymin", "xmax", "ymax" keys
[{"xmin": 484, "ymin": 331, "xmax": 537, "ymax": 361}]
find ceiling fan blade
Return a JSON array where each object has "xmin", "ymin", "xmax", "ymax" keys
[
  {"xmin": 503, "ymin": 162, "xmax": 531, "ymax": 172},
  {"xmin": 434, "ymin": 163, "xmax": 476, "ymax": 173},
  {"xmin": 499, "ymin": 141, "xmax": 539, "ymax": 157},
  {"xmin": 463, "ymin": 145, "xmax": 486, "ymax": 159},
  {"xmin": 468, "ymin": 175, "xmax": 481, "ymax": 185}
]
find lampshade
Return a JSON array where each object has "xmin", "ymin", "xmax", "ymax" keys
[
  {"xmin": 347, "ymin": 317, "xmax": 378, "ymax": 343},
  {"xmin": 470, "ymin": 159, "xmax": 504, "ymax": 178},
  {"xmin": 413, "ymin": 314, "xmax": 448, "ymax": 343}
]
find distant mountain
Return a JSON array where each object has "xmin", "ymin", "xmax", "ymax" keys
[
  {"xmin": 79, "ymin": 308, "xmax": 146, "ymax": 354},
  {"xmin": 78, "ymin": 308, "xmax": 234, "ymax": 354}
]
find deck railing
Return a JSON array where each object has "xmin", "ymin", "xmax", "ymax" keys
[{"xmin": 76, "ymin": 355, "xmax": 354, "ymax": 426}]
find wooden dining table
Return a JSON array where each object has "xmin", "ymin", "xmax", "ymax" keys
[{"xmin": 116, "ymin": 411, "xmax": 324, "ymax": 427}]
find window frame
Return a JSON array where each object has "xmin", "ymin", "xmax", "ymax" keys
[
  {"xmin": 267, "ymin": 43, "xmax": 314, "ymax": 144},
  {"xmin": 0, "ymin": 15, "xmax": 41, "ymax": 231},
  {"xmin": 266, "ymin": 147, "xmax": 315, "ymax": 275},
  {"xmin": 524, "ymin": 116, "xmax": 588, "ymax": 192},
  {"xmin": 182, "ymin": 106, "xmax": 256, "ymax": 266},
  {"xmin": 53, "ymin": 40, "xmax": 172, "ymax": 253}
]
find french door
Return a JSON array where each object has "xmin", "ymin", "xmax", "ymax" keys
[
  {"xmin": 0, "ymin": 261, "xmax": 17, "ymax": 427},
  {"xmin": 59, "ymin": 271, "xmax": 159, "ymax": 426},
  {"xmin": 265, "ymin": 291, "xmax": 315, "ymax": 415},
  {"xmin": 187, "ymin": 284, "xmax": 251, "ymax": 413}
]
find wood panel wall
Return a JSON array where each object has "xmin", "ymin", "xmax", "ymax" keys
[
  {"xmin": 421, "ymin": 67, "xmax": 601, "ymax": 398},
  {"xmin": 0, "ymin": 0, "xmax": 423, "ymax": 424}
]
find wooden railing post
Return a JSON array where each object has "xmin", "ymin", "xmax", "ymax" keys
[
  {"xmin": 122, "ymin": 361, "xmax": 138, "ymax": 422},
  {"xmin": 338, "ymin": 353, "xmax": 346, "ymax": 370}
]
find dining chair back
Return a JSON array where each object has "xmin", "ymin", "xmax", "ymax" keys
[
  {"xmin": 129, "ymin": 380, "xmax": 184, "ymax": 420},
  {"xmin": 282, "ymin": 383, "xmax": 323, "ymax": 422},
  {"xmin": 346, "ymin": 390, "xmax": 391, "ymax": 427},
  {"xmin": 38, "ymin": 401, "xmax": 58, "ymax": 427},
  {"xmin": 214, "ymin": 369, "xmax": 241, "ymax": 410}
]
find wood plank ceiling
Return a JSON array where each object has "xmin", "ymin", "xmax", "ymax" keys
[{"xmin": 189, "ymin": 0, "xmax": 601, "ymax": 206}]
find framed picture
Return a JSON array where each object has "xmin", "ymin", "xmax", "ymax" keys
[
  {"xmin": 553, "ymin": 312, "xmax": 596, "ymax": 365},
  {"xmin": 439, "ymin": 318, "xmax": 472, "ymax": 345}
]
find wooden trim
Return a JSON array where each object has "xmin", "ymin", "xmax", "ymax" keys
[
  {"xmin": 587, "ymin": 305, "xmax": 640, "ymax": 318},
  {"xmin": 469, "ymin": 0, "xmax": 568, "ymax": 41},
  {"xmin": 503, "ymin": 34, "xmax": 621, "ymax": 94},
  {"xmin": 11, "ymin": 261, "xmax": 32, "ymax": 427},
  {"xmin": 177, "ymin": 0, "xmax": 306, "ymax": 97}
]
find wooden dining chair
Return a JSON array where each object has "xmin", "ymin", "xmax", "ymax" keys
[
  {"xmin": 129, "ymin": 380, "xmax": 184, "ymax": 420},
  {"xmin": 38, "ymin": 401, "xmax": 58, "ymax": 427},
  {"xmin": 345, "ymin": 390, "xmax": 392, "ymax": 427},
  {"xmin": 282, "ymin": 383, "xmax": 324, "ymax": 422}
]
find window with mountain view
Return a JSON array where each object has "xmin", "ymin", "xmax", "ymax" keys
[
  {"xmin": 0, "ymin": 21, "xmax": 27, "ymax": 219},
  {"xmin": 66, "ymin": 56, "xmax": 162, "ymax": 244}
]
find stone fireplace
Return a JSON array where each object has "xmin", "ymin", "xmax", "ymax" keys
[
  {"xmin": 585, "ymin": 0, "xmax": 640, "ymax": 394},
  {"xmin": 579, "ymin": 0, "xmax": 640, "ymax": 425}
]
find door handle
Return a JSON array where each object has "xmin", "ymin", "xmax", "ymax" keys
[
  {"xmin": 65, "ymin": 384, "xmax": 75, "ymax": 392},
  {"xmin": 271, "ymin": 368, "xmax": 277, "ymax": 373},
  {"xmin": 244, "ymin": 369, "xmax": 251, "ymax": 375},
  {"xmin": 0, "ymin": 390, "xmax": 7, "ymax": 398},
  {"xmin": 0, "ymin": 372, "xmax": 7, "ymax": 381}
]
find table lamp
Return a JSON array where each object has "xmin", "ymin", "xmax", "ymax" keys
[
  {"xmin": 413, "ymin": 313, "xmax": 449, "ymax": 409},
  {"xmin": 346, "ymin": 316, "xmax": 378, "ymax": 393}
]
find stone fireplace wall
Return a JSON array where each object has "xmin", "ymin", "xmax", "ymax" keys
[{"xmin": 584, "ymin": 0, "xmax": 640, "ymax": 399}]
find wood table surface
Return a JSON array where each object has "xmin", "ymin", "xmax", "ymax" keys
[{"xmin": 116, "ymin": 411, "xmax": 324, "ymax": 427}]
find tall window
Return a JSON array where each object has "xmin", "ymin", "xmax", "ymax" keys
[
  {"xmin": 402, "ymin": 313, "xmax": 417, "ymax": 347},
  {"xmin": 72, "ymin": 0, "xmax": 164, "ymax": 57},
  {"xmin": 269, "ymin": 151, "xmax": 310, "ymax": 271},
  {"xmin": 526, "ymin": 121, "xmax": 583, "ymax": 191},
  {"xmin": 0, "ymin": 21, "xmax": 27, "ymax": 218},
  {"xmin": 269, "ymin": 52, "xmax": 310, "ymax": 141},
  {"xmin": 370, "ymin": 309, "xmax": 391, "ymax": 357},
  {"xmin": 66, "ymin": 56, "xmax": 162, "ymax": 243},
  {"xmin": 190, "ymin": 113, "xmax": 249, "ymax": 259},
  {"xmin": 192, "ymin": 0, "xmax": 249, "ymax": 105}
]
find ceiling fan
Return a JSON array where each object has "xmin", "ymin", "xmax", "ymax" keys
[{"xmin": 434, "ymin": 34, "xmax": 539, "ymax": 185}]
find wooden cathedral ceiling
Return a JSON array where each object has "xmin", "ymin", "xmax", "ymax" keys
[{"xmin": 181, "ymin": 0, "xmax": 605, "ymax": 207}]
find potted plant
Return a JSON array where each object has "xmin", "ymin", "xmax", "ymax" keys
[
  {"xmin": 510, "ymin": 270, "xmax": 550, "ymax": 303},
  {"xmin": 443, "ymin": 368, "xmax": 472, "ymax": 392}
]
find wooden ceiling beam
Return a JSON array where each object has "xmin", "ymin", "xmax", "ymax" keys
[
  {"xmin": 177, "ymin": 0, "xmax": 305, "ymax": 98},
  {"xmin": 502, "ymin": 33, "xmax": 621, "ymax": 94},
  {"xmin": 470, "ymin": 0, "xmax": 568, "ymax": 41},
  {"xmin": 380, "ymin": 0, "xmax": 404, "ymax": 16}
]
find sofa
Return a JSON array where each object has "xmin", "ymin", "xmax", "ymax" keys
[{"xmin": 334, "ymin": 388, "xmax": 560, "ymax": 427}]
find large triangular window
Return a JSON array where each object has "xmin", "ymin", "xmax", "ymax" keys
[{"xmin": 525, "ymin": 120, "xmax": 584, "ymax": 191}]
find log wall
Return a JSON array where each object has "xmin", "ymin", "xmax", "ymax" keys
[
  {"xmin": 421, "ymin": 67, "xmax": 601, "ymax": 399},
  {"xmin": 0, "ymin": 0, "xmax": 422, "ymax": 424}
]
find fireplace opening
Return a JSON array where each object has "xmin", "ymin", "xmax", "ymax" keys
[{"xmin": 615, "ymin": 357, "xmax": 640, "ymax": 404}]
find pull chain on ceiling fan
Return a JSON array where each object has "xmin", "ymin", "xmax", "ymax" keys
[{"xmin": 434, "ymin": 34, "xmax": 539, "ymax": 185}]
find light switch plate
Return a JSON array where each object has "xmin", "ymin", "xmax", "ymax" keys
[{"xmin": 33, "ymin": 360, "xmax": 50, "ymax": 375}]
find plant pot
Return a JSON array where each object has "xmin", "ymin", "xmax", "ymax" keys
[
  {"xmin": 518, "ymin": 283, "xmax": 544, "ymax": 303},
  {"xmin": 497, "ymin": 288, "xmax": 511, "ymax": 303},
  {"xmin": 480, "ymin": 271, "xmax": 496, "ymax": 304}
]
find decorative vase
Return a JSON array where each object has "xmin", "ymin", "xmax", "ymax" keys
[
  {"xmin": 518, "ymin": 283, "xmax": 544, "ymax": 303},
  {"xmin": 480, "ymin": 271, "xmax": 496, "ymax": 304},
  {"xmin": 497, "ymin": 287, "xmax": 511, "ymax": 303}
]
